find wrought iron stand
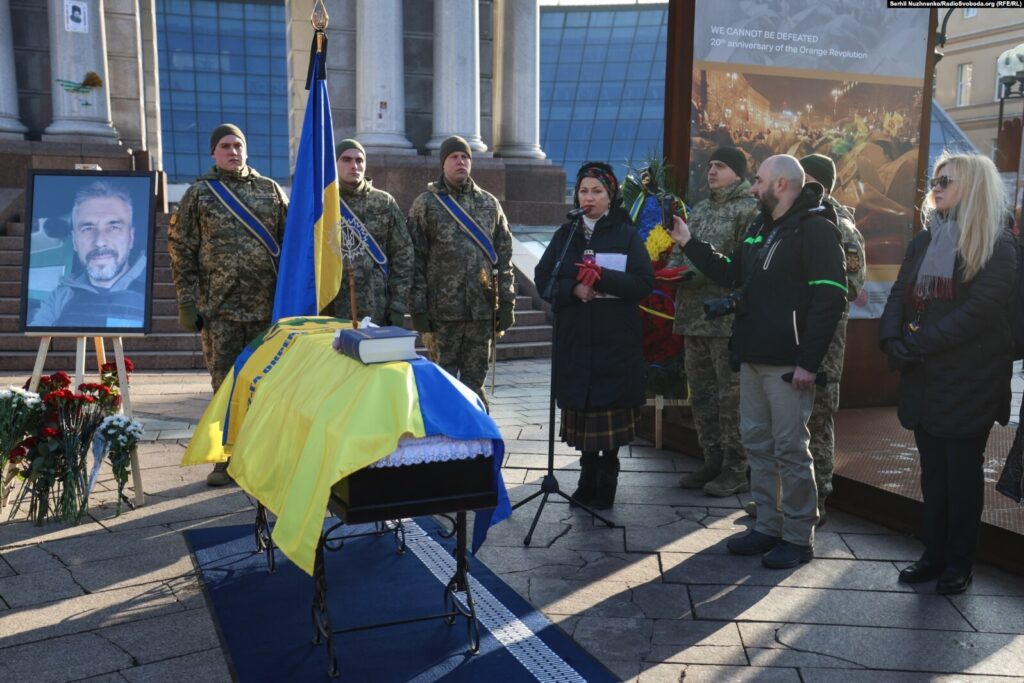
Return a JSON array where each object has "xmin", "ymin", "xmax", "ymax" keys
[{"xmin": 309, "ymin": 511, "xmax": 479, "ymax": 678}]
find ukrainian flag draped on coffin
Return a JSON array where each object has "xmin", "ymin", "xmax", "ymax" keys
[
  {"xmin": 182, "ymin": 318, "xmax": 512, "ymax": 575},
  {"xmin": 271, "ymin": 42, "xmax": 342, "ymax": 320}
]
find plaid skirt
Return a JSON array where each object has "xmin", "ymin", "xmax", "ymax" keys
[{"xmin": 560, "ymin": 407, "xmax": 639, "ymax": 452}]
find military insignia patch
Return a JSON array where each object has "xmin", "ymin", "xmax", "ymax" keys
[{"xmin": 845, "ymin": 244, "xmax": 861, "ymax": 274}]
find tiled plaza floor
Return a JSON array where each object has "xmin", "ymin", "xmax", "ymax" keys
[{"xmin": 1, "ymin": 359, "xmax": 1023, "ymax": 682}]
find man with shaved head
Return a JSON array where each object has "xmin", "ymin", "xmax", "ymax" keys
[{"xmin": 669, "ymin": 154, "xmax": 846, "ymax": 569}]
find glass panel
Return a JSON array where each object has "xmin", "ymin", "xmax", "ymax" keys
[
  {"xmin": 192, "ymin": 1, "xmax": 217, "ymax": 18},
  {"xmin": 245, "ymin": 3, "xmax": 270, "ymax": 20},
  {"xmin": 541, "ymin": 12, "xmax": 563, "ymax": 28},
  {"xmin": 219, "ymin": 3, "xmax": 244, "ymax": 19},
  {"xmin": 638, "ymin": 10, "xmax": 665, "ymax": 26},
  {"xmin": 565, "ymin": 12, "xmax": 588, "ymax": 28},
  {"xmin": 591, "ymin": 12, "xmax": 614, "ymax": 27},
  {"xmin": 614, "ymin": 11, "xmax": 638, "ymax": 27}
]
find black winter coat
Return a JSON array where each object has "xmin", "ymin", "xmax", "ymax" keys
[
  {"xmin": 682, "ymin": 183, "xmax": 847, "ymax": 374},
  {"xmin": 879, "ymin": 227, "xmax": 1017, "ymax": 437},
  {"xmin": 534, "ymin": 209, "xmax": 655, "ymax": 410}
]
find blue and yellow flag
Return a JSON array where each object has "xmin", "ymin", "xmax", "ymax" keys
[
  {"xmin": 271, "ymin": 48, "xmax": 342, "ymax": 320},
  {"xmin": 182, "ymin": 318, "xmax": 512, "ymax": 576}
]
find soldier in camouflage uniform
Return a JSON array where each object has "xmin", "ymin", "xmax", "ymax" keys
[
  {"xmin": 408, "ymin": 136, "xmax": 516, "ymax": 405},
  {"xmin": 666, "ymin": 147, "xmax": 759, "ymax": 496},
  {"xmin": 800, "ymin": 154, "xmax": 866, "ymax": 522},
  {"xmin": 331, "ymin": 139, "xmax": 413, "ymax": 325},
  {"xmin": 168, "ymin": 123, "xmax": 287, "ymax": 486}
]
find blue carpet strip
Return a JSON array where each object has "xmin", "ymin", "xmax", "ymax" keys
[{"xmin": 403, "ymin": 520, "xmax": 588, "ymax": 682}]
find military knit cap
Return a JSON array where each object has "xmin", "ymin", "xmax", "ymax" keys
[
  {"xmin": 799, "ymin": 153, "xmax": 836, "ymax": 193},
  {"xmin": 335, "ymin": 138, "xmax": 365, "ymax": 159},
  {"xmin": 439, "ymin": 135, "xmax": 472, "ymax": 166},
  {"xmin": 209, "ymin": 123, "xmax": 246, "ymax": 154},
  {"xmin": 709, "ymin": 146, "xmax": 747, "ymax": 179}
]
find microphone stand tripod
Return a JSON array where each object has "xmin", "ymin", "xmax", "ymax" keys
[{"xmin": 512, "ymin": 213, "xmax": 615, "ymax": 546}]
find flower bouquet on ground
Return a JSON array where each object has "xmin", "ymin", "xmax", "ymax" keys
[
  {"xmin": 0, "ymin": 386, "xmax": 45, "ymax": 506},
  {"xmin": 92, "ymin": 415, "xmax": 144, "ymax": 515},
  {"xmin": 7, "ymin": 368, "xmax": 130, "ymax": 525},
  {"xmin": 622, "ymin": 158, "xmax": 690, "ymax": 400},
  {"xmin": 47, "ymin": 388, "xmax": 105, "ymax": 523}
]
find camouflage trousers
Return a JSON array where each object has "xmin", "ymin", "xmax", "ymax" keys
[
  {"xmin": 200, "ymin": 318, "xmax": 270, "ymax": 391},
  {"xmin": 807, "ymin": 382, "xmax": 840, "ymax": 501},
  {"xmin": 684, "ymin": 336, "xmax": 744, "ymax": 472},
  {"xmin": 425, "ymin": 319, "xmax": 493, "ymax": 406}
]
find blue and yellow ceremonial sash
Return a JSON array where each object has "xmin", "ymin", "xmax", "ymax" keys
[
  {"xmin": 340, "ymin": 198, "xmax": 388, "ymax": 277},
  {"xmin": 204, "ymin": 179, "xmax": 282, "ymax": 265},
  {"xmin": 432, "ymin": 191, "xmax": 497, "ymax": 265}
]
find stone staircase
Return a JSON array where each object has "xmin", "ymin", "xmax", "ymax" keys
[{"xmin": 0, "ymin": 214, "xmax": 551, "ymax": 374}]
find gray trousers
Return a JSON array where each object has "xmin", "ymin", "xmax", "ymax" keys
[{"xmin": 740, "ymin": 363, "xmax": 818, "ymax": 545}]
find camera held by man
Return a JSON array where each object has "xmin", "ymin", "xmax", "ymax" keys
[{"xmin": 702, "ymin": 289, "xmax": 745, "ymax": 320}]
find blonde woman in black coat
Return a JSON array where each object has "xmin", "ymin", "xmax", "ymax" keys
[{"xmin": 879, "ymin": 152, "xmax": 1016, "ymax": 594}]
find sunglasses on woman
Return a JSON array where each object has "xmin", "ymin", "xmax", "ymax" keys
[{"xmin": 929, "ymin": 175, "xmax": 956, "ymax": 189}]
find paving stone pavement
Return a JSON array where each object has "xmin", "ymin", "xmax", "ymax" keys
[{"xmin": 1, "ymin": 359, "xmax": 1023, "ymax": 682}]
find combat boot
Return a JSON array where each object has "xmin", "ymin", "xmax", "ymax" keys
[
  {"xmin": 570, "ymin": 452, "xmax": 599, "ymax": 508},
  {"xmin": 703, "ymin": 449, "xmax": 749, "ymax": 496},
  {"xmin": 677, "ymin": 449, "xmax": 722, "ymax": 489},
  {"xmin": 591, "ymin": 453, "xmax": 620, "ymax": 510},
  {"xmin": 207, "ymin": 460, "xmax": 232, "ymax": 487}
]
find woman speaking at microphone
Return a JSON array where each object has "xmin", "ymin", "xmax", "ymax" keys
[{"xmin": 535, "ymin": 162, "xmax": 654, "ymax": 509}]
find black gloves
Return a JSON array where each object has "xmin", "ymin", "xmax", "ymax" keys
[
  {"xmin": 178, "ymin": 302, "xmax": 203, "ymax": 332},
  {"xmin": 883, "ymin": 337, "xmax": 920, "ymax": 371},
  {"xmin": 497, "ymin": 301, "xmax": 515, "ymax": 333},
  {"xmin": 411, "ymin": 312, "xmax": 432, "ymax": 334}
]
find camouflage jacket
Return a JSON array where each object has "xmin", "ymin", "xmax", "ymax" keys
[
  {"xmin": 168, "ymin": 165, "xmax": 287, "ymax": 322},
  {"xmin": 830, "ymin": 197, "xmax": 866, "ymax": 303},
  {"xmin": 818, "ymin": 197, "xmax": 867, "ymax": 389},
  {"xmin": 667, "ymin": 180, "xmax": 758, "ymax": 337},
  {"xmin": 331, "ymin": 178, "xmax": 414, "ymax": 325},
  {"xmin": 408, "ymin": 176, "xmax": 515, "ymax": 322}
]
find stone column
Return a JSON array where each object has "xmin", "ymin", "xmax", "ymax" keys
[
  {"xmin": 0, "ymin": 0, "xmax": 27, "ymax": 139},
  {"xmin": 354, "ymin": 0, "xmax": 414, "ymax": 154},
  {"xmin": 43, "ymin": 0, "xmax": 118, "ymax": 143},
  {"xmin": 426, "ymin": 0, "xmax": 487, "ymax": 152},
  {"xmin": 492, "ymin": 0, "xmax": 545, "ymax": 159}
]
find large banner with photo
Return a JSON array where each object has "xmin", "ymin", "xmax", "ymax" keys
[{"xmin": 688, "ymin": 0, "xmax": 932, "ymax": 318}]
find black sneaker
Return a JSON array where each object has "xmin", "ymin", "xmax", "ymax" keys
[
  {"xmin": 726, "ymin": 530, "xmax": 780, "ymax": 556},
  {"xmin": 762, "ymin": 540, "xmax": 813, "ymax": 569}
]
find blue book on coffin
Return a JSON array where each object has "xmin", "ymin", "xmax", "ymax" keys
[{"xmin": 334, "ymin": 326, "xmax": 419, "ymax": 364}]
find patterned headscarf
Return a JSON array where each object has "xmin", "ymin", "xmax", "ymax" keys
[{"xmin": 574, "ymin": 161, "xmax": 620, "ymax": 208}]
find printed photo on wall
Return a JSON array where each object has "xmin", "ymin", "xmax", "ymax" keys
[
  {"xmin": 64, "ymin": 0, "xmax": 88, "ymax": 33},
  {"xmin": 19, "ymin": 170, "xmax": 156, "ymax": 335}
]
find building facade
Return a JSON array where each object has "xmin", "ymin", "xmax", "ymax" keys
[
  {"xmin": 933, "ymin": 8, "xmax": 1024, "ymax": 160},
  {"xmin": 2, "ymin": 0, "xmax": 564, "ymax": 221}
]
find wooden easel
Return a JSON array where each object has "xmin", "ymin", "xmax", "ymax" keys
[
  {"xmin": 645, "ymin": 394, "xmax": 690, "ymax": 450},
  {"xmin": 27, "ymin": 335, "xmax": 145, "ymax": 507}
]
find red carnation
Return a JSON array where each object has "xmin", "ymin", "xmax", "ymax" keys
[{"xmin": 41, "ymin": 427, "xmax": 60, "ymax": 439}]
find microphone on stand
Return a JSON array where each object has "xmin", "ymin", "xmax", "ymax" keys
[{"xmin": 565, "ymin": 207, "xmax": 586, "ymax": 220}]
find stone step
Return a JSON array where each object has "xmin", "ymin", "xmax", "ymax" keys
[
  {"xmin": 0, "ymin": 312, "xmax": 551, "ymax": 342},
  {"xmin": 0, "ymin": 337, "xmax": 550, "ymax": 372}
]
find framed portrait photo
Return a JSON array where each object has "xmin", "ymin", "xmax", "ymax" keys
[{"xmin": 20, "ymin": 170, "xmax": 157, "ymax": 336}]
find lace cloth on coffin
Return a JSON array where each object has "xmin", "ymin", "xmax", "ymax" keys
[{"xmin": 368, "ymin": 434, "xmax": 494, "ymax": 468}]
